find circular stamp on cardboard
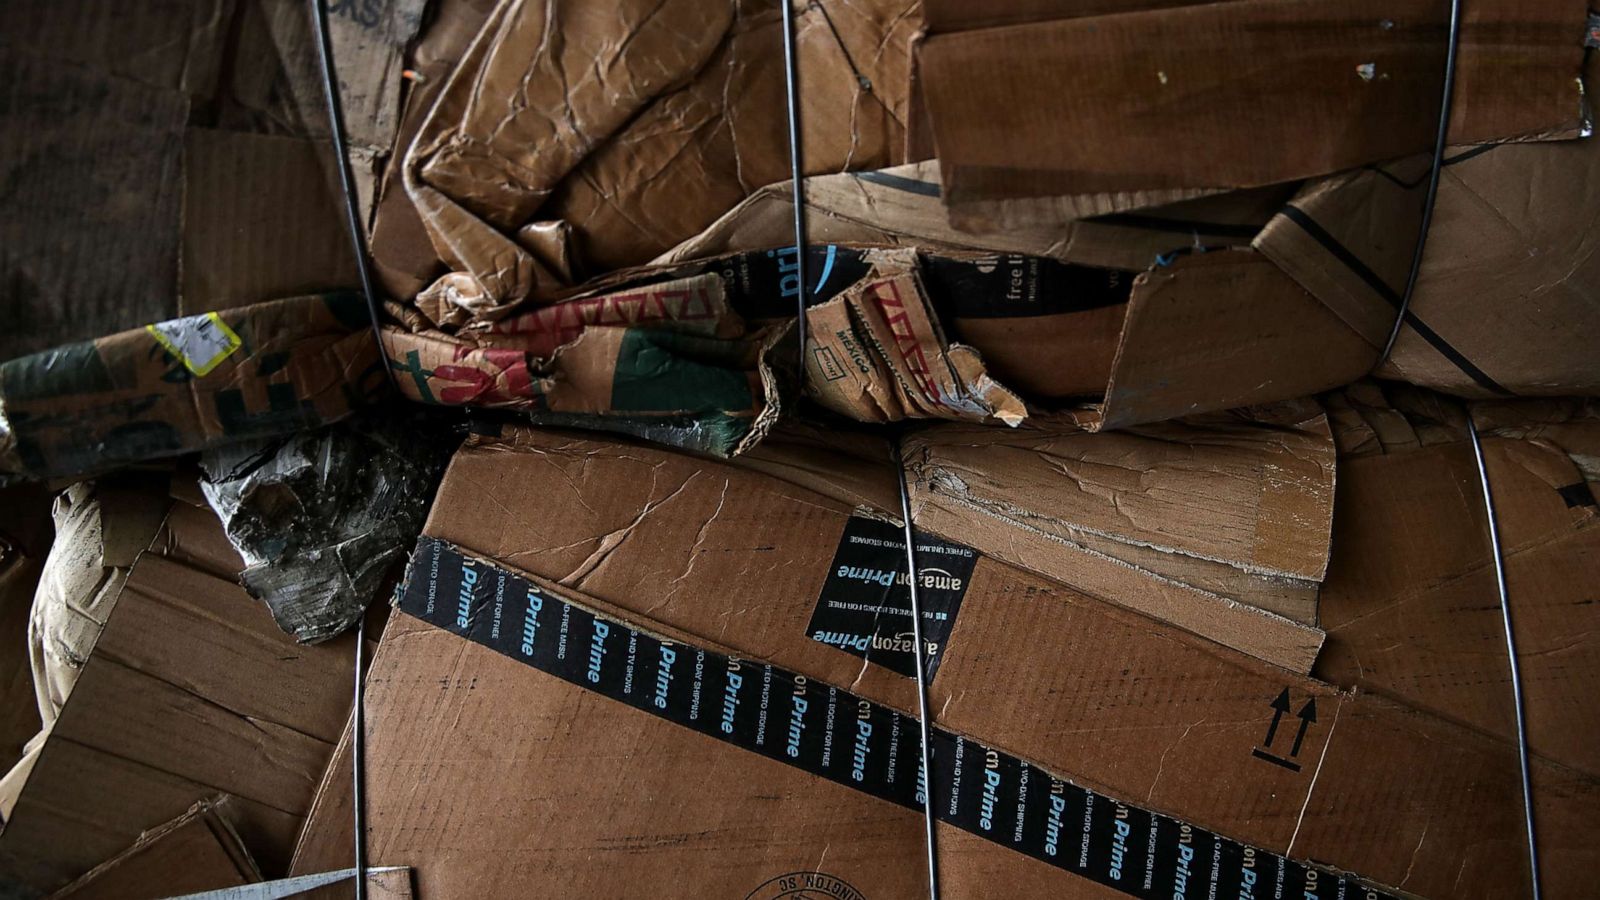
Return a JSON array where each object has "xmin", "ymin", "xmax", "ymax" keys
[{"xmin": 745, "ymin": 871, "xmax": 867, "ymax": 900}]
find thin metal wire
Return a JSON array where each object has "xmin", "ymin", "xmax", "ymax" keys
[
  {"xmin": 352, "ymin": 615, "xmax": 368, "ymax": 900},
  {"xmin": 309, "ymin": 0, "xmax": 396, "ymax": 392},
  {"xmin": 894, "ymin": 437, "xmax": 940, "ymax": 900},
  {"xmin": 1467, "ymin": 420, "xmax": 1541, "ymax": 900},
  {"xmin": 1377, "ymin": 0, "xmax": 1464, "ymax": 366},
  {"xmin": 779, "ymin": 0, "xmax": 810, "ymax": 383}
]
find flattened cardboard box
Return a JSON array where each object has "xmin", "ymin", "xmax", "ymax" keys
[
  {"xmin": 0, "ymin": 493, "xmax": 356, "ymax": 893},
  {"xmin": 1315, "ymin": 387, "xmax": 1600, "ymax": 779},
  {"xmin": 294, "ymin": 426, "xmax": 1598, "ymax": 898},
  {"xmin": 917, "ymin": 0, "xmax": 1591, "ymax": 208}
]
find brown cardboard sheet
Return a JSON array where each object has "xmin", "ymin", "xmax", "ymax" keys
[
  {"xmin": 1316, "ymin": 386, "xmax": 1600, "ymax": 779},
  {"xmin": 1255, "ymin": 137, "xmax": 1600, "ymax": 398},
  {"xmin": 905, "ymin": 401, "xmax": 1334, "ymax": 672},
  {"xmin": 918, "ymin": 0, "xmax": 1591, "ymax": 206},
  {"xmin": 50, "ymin": 796, "xmax": 261, "ymax": 900},
  {"xmin": 656, "ymin": 161, "xmax": 1293, "ymax": 273},
  {"xmin": 0, "ymin": 293, "xmax": 385, "ymax": 481},
  {"xmin": 291, "ymin": 426, "xmax": 1599, "ymax": 898},
  {"xmin": 0, "ymin": 1, "xmax": 412, "ymax": 361},
  {"xmin": 402, "ymin": 0, "xmax": 920, "ymax": 318},
  {"xmin": 0, "ymin": 495, "xmax": 356, "ymax": 893},
  {"xmin": 182, "ymin": 130, "xmax": 359, "ymax": 314}
]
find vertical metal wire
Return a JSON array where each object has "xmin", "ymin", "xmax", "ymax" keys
[
  {"xmin": 1467, "ymin": 421, "xmax": 1541, "ymax": 900},
  {"xmin": 352, "ymin": 616, "xmax": 368, "ymax": 900},
  {"xmin": 895, "ymin": 438, "xmax": 940, "ymax": 900},
  {"xmin": 309, "ymin": 0, "xmax": 396, "ymax": 393},
  {"xmin": 1377, "ymin": 0, "xmax": 1464, "ymax": 366},
  {"xmin": 779, "ymin": 0, "xmax": 810, "ymax": 383}
]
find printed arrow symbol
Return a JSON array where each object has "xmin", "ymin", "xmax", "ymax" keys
[
  {"xmin": 1263, "ymin": 688, "xmax": 1291, "ymax": 747},
  {"xmin": 1289, "ymin": 698, "xmax": 1318, "ymax": 757}
]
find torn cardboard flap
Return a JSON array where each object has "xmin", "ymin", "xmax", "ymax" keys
[
  {"xmin": 0, "ymin": 293, "xmax": 386, "ymax": 482},
  {"xmin": 804, "ymin": 251, "xmax": 1027, "ymax": 426},
  {"xmin": 1256, "ymin": 136, "xmax": 1600, "ymax": 399},
  {"xmin": 287, "ymin": 424, "xmax": 1600, "ymax": 898},
  {"xmin": 1088, "ymin": 249, "xmax": 1378, "ymax": 431},
  {"xmin": 904, "ymin": 402, "xmax": 1334, "ymax": 672},
  {"xmin": 403, "ymin": 0, "xmax": 919, "ymax": 315},
  {"xmin": 918, "ymin": 0, "xmax": 1592, "ymax": 207}
]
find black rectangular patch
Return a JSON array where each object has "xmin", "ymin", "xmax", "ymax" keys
[{"xmin": 805, "ymin": 516, "xmax": 978, "ymax": 679}]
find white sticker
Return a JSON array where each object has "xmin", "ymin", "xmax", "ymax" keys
[{"xmin": 146, "ymin": 312, "xmax": 242, "ymax": 376}]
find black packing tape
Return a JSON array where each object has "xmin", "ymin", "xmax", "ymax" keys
[{"xmin": 395, "ymin": 536, "xmax": 1402, "ymax": 900}]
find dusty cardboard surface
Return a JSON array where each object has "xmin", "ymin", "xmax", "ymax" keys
[
  {"xmin": 904, "ymin": 403, "xmax": 1333, "ymax": 672},
  {"xmin": 1257, "ymin": 138, "xmax": 1600, "ymax": 398},
  {"xmin": 288, "ymin": 426, "xmax": 1600, "ymax": 898},
  {"xmin": 919, "ymin": 0, "xmax": 1591, "ymax": 206},
  {"xmin": 1316, "ymin": 388, "xmax": 1600, "ymax": 779},
  {"xmin": 50, "ymin": 795, "xmax": 260, "ymax": 900},
  {"xmin": 0, "ymin": 494, "xmax": 356, "ymax": 893},
  {"xmin": 656, "ymin": 161, "xmax": 1293, "ymax": 273}
]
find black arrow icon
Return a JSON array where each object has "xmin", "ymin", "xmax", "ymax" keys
[
  {"xmin": 1289, "ymin": 698, "xmax": 1317, "ymax": 757},
  {"xmin": 1263, "ymin": 688, "xmax": 1291, "ymax": 747}
]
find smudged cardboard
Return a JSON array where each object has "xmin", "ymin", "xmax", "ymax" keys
[
  {"xmin": 802, "ymin": 251, "xmax": 1026, "ymax": 426},
  {"xmin": 50, "ymin": 796, "xmax": 261, "ymax": 900},
  {"xmin": 1316, "ymin": 385, "xmax": 1600, "ymax": 778},
  {"xmin": 385, "ymin": 276, "xmax": 786, "ymax": 457}
]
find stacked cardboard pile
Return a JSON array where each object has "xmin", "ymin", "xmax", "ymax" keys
[{"xmin": 0, "ymin": 1, "xmax": 1597, "ymax": 898}]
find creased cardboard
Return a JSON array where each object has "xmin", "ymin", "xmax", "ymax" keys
[
  {"xmin": 1255, "ymin": 138, "xmax": 1600, "ymax": 398},
  {"xmin": 0, "ymin": 491, "xmax": 357, "ymax": 893},
  {"xmin": 657, "ymin": 161, "xmax": 1293, "ymax": 284},
  {"xmin": 0, "ymin": 293, "xmax": 386, "ymax": 482},
  {"xmin": 918, "ymin": 0, "xmax": 1592, "ymax": 207},
  {"xmin": 402, "ymin": 0, "xmax": 919, "ymax": 317},
  {"xmin": 50, "ymin": 795, "xmax": 261, "ymax": 900},
  {"xmin": 803, "ymin": 251, "xmax": 1026, "ymax": 426},
  {"xmin": 385, "ymin": 276, "xmax": 785, "ymax": 457},
  {"xmin": 289, "ymin": 426, "xmax": 1599, "ymax": 898},
  {"xmin": 1315, "ymin": 385, "xmax": 1600, "ymax": 779},
  {"xmin": 28, "ymin": 475, "xmax": 171, "ymax": 728},
  {"xmin": 905, "ymin": 402, "xmax": 1333, "ymax": 672},
  {"xmin": 1085, "ymin": 250, "xmax": 1377, "ymax": 431}
]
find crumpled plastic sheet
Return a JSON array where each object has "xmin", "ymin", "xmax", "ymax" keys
[{"xmin": 199, "ymin": 409, "xmax": 457, "ymax": 643}]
